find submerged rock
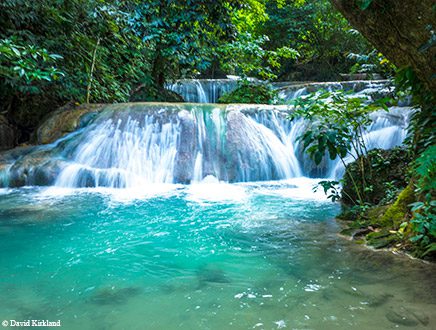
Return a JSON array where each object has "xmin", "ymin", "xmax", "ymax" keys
[
  {"xmin": 89, "ymin": 286, "xmax": 141, "ymax": 305},
  {"xmin": 386, "ymin": 306, "xmax": 429, "ymax": 327},
  {"xmin": 196, "ymin": 265, "xmax": 230, "ymax": 286},
  {"xmin": 366, "ymin": 293, "xmax": 393, "ymax": 307}
]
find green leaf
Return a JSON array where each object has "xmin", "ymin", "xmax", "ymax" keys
[
  {"xmin": 422, "ymin": 243, "xmax": 436, "ymax": 257},
  {"xmin": 409, "ymin": 234, "xmax": 424, "ymax": 242}
]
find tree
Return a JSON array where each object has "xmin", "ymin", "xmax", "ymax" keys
[
  {"xmin": 126, "ymin": 0, "xmax": 239, "ymax": 89},
  {"xmin": 331, "ymin": 0, "xmax": 436, "ymax": 92},
  {"xmin": 260, "ymin": 0, "xmax": 374, "ymax": 80},
  {"xmin": 0, "ymin": 0, "xmax": 151, "ymax": 136}
]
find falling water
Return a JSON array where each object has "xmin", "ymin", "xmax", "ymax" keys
[
  {"xmin": 167, "ymin": 79, "xmax": 239, "ymax": 103},
  {"xmin": 0, "ymin": 100, "xmax": 411, "ymax": 188},
  {"xmin": 276, "ymin": 80, "xmax": 393, "ymax": 102}
]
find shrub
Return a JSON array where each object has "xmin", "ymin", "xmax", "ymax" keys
[{"xmin": 218, "ymin": 80, "xmax": 278, "ymax": 104}]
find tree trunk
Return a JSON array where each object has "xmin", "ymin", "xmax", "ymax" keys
[
  {"xmin": 331, "ymin": 0, "xmax": 436, "ymax": 92},
  {"xmin": 152, "ymin": 48, "xmax": 166, "ymax": 89}
]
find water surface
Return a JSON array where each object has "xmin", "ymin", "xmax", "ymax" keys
[{"xmin": 0, "ymin": 179, "xmax": 434, "ymax": 329}]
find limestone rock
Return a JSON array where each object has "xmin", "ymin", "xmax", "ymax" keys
[{"xmin": 35, "ymin": 103, "xmax": 105, "ymax": 145}]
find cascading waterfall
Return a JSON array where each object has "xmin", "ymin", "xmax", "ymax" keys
[
  {"xmin": 167, "ymin": 79, "xmax": 239, "ymax": 103},
  {"xmin": 167, "ymin": 78, "xmax": 395, "ymax": 105},
  {"xmin": 53, "ymin": 104, "xmax": 304, "ymax": 187},
  {"xmin": 276, "ymin": 80, "xmax": 393, "ymax": 102},
  {"xmin": 0, "ymin": 100, "xmax": 411, "ymax": 188}
]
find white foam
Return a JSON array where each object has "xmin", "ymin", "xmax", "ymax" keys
[{"xmin": 186, "ymin": 176, "xmax": 247, "ymax": 203}]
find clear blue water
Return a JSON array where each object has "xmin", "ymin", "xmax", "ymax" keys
[{"xmin": 0, "ymin": 179, "xmax": 434, "ymax": 329}]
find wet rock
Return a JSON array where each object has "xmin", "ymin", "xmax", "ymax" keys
[
  {"xmin": 385, "ymin": 306, "xmax": 428, "ymax": 327},
  {"xmin": 7, "ymin": 149, "xmax": 65, "ymax": 187},
  {"xmin": 366, "ymin": 293, "xmax": 393, "ymax": 307},
  {"xmin": 89, "ymin": 286, "xmax": 141, "ymax": 305},
  {"xmin": 36, "ymin": 103, "xmax": 105, "ymax": 144},
  {"xmin": 0, "ymin": 145, "xmax": 36, "ymax": 163},
  {"xmin": 225, "ymin": 111, "xmax": 263, "ymax": 181},
  {"xmin": 173, "ymin": 110, "xmax": 196, "ymax": 183}
]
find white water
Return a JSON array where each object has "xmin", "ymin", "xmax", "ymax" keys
[
  {"xmin": 167, "ymin": 79, "xmax": 239, "ymax": 103},
  {"xmin": 0, "ymin": 103, "xmax": 410, "ymax": 189}
]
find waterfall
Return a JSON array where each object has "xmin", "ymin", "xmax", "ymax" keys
[
  {"xmin": 168, "ymin": 79, "xmax": 397, "ymax": 106},
  {"xmin": 276, "ymin": 80, "xmax": 393, "ymax": 102},
  {"xmin": 53, "ymin": 104, "xmax": 303, "ymax": 187},
  {"xmin": 0, "ymin": 101, "xmax": 411, "ymax": 188},
  {"xmin": 167, "ymin": 79, "xmax": 239, "ymax": 103}
]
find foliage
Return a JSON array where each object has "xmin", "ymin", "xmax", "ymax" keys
[
  {"xmin": 126, "ymin": 0, "xmax": 239, "ymax": 88},
  {"xmin": 409, "ymin": 145, "xmax": 436, "ymax": 257},
  {"xmin": 313, "ymin": 180, "xmax": 341, "ymax": 202},
  {"xmin": 0, "ymin": 37, "xmax": 64, "ymax": 90},
  {"xmin": 342, "ymin": 148, "xmax": 412, "ymax": 206},
  {"xmin": 0, "ymin": 0, "xmax": 154, "ymax": 133},
  {"xmin": 289, "ymin": 90, "xmax": 389, "ymax": 205},
  {"xmin": 260, "ymin": 0, "xmax": 374, "ymax": 81},
  {"xmin": 347, "ymin": 48, "xmax": 395, "ymax": 78},
  {"xmin": 357, "ymin": 0, "xmax": 374, "ymax": 10},
  {"xmin": 217, "ymin": 32, "xmax": 298, "ymax": 80},
  {"xmin": 393, "ymin": 65, "xmax": 436, "ymax": 257},
  {"xmin": 218, "ymin": 79, "xmax": 278, "ymax": 104}
]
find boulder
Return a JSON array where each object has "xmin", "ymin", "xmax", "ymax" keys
[{"xmin": 35, "ymin": 103, "xmax": 105, "ymax": 145}]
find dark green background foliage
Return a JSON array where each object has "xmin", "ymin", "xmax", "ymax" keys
[
  {"xmin": 0, "ymin": 0, "xmax": 151, "ymax": 136},
  {"xmin": 260, "ymin": 0, "xmax": 373, "ymax": 81}
]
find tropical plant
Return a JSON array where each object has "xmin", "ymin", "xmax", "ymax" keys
[
  {"xmin": 347, "ymin": 48, "xmax": 395, "ymax": 78},
  {"xmin": 217, "ymin": 32, "xmax": 298, "ymax": 80},
  {"xmin": 126, "ymin": 0, "xmax": 239, "ymax": 89},
  {"xmin": 218, "ymin": 79, "xmax": 278, "ymax": 104},
  {"xmin": 409, "ymin": 145, "xmax": 436, "ymax": 257},
  {"xmin": 260, "ymin": 0, "xmax": 374, "ymax": 80},
  {"xmin": 289, "ymin": 90, "xmax": 389, "ymax": 205}
]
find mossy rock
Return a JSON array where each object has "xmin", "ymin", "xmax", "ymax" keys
[
  {"xmin": 367, "ymin": 204, "xmax": 390, "ymax": 226},
  {"xmin": 366, "ymin": 230, "xmax": 398, "ymax": 249},
  {"xmin": 379, "ymin": 184, "xmax": 415, "ymax": 228},
  {"xmin": 339, "ymin": 228, "xmax": 355, "ymax": 236}
]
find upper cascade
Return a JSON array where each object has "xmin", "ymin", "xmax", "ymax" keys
[
  {"xmin": 167, "ymin": 78, "xmax": 397, "ymax": 105},
  {"xmin": 0, "ymin": 101, "xmax": 411, "ymax": 189},
  {"xmin": 167, "ymin": 79, "xmax": 239, "ymax": 103}
]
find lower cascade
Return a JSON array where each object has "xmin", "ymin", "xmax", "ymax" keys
[{"xmin": 0, "ymin": 102, "xmax": 410, "ymax": 188}]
